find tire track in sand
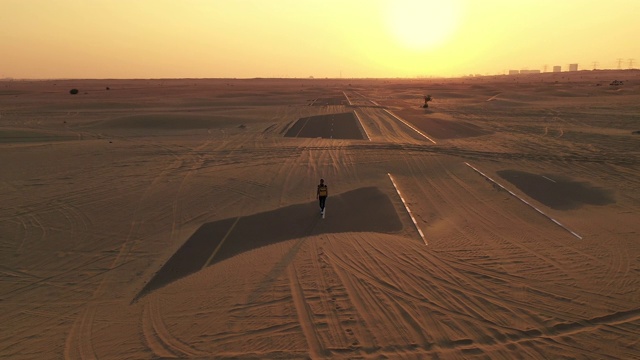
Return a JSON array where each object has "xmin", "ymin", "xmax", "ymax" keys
[
  {"xmin": 309, "ymin": 241, "xmax": 350, "ymax": 349},
  {"xmin": 64, "ymin": 139, "xmax": 212, "ymax": 359},
  {"xmin": 385, "ymin": 156, "xmax": 639, "ymax": 353},
  {"xmin": 287, "ymin": 263, "xmax": 326, "ymax": 358},
  {"xmin": 324, "ymin": 235, "xmax": 639, "ymax": 357},
  {"xmin": 141, "ymin": 296, "xmax": 207, "ymax": 358},
  {"xmin": 63, "ymin": 306, "xmax": 97, "ymax": 360}
]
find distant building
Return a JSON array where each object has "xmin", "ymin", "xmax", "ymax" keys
[
  {"xmin": 569, "ymin": 63, "xmax": 578, "ymax": 71},
  {"xmin": 509, "ymin": 70, "xmax": 520, "ymax": 75},
  {"xmin": 553, "ymin": 66, "xmax": 562, "ymax": 72}
]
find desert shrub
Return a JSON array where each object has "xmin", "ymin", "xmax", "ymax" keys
[
  {"xmin": 422, "ymin": 95, "xmax": 432, "ymax": 108},
  {"xmin": 69, "ymin": 89, "xmax": 79, "ymax": 95}
]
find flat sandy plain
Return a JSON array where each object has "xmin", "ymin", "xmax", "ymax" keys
[{"xmin": 1, "ymin": 70, "xmax": 639, "ymax": 359}]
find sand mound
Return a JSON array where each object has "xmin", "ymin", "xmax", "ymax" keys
[
  {"xmin": 491, "ymin": 91, "xmax": 548, "ymax": 102},
  {"xmin": 135, "ymin": 187, "xmax": 402, "ymax": 299},
  {"xmin": 148, "ymin": 233, "xmax": 435, "ymax": 357},
  {"xmin": 0, "ymin": 128, "xmax": 79, "ymax": 143},
  {"xmin": 435, "ymin": 92, "xmax": 477, "ymax": 99},
  {"xmin": 396, "ymin": 110, "xmax": 492, "ymax": 139},
  {"xmin": 91, "ymin": 114, "xmax": 242, "ymax": 130}
]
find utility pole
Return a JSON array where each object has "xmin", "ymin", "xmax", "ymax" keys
[
  {"xmin": 617, "ymin": 58, "xmax": 623, "ymax": 69},
  {"xmin": 592, "ymin": 61, "xmax": 599, "ymax": 70},
  {"xmin": 629, "ymin": 59, "xmax": 636, "ymax": 69}
]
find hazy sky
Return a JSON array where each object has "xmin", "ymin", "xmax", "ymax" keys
[{"xmin": 2, "ymin": 0, "xmax": 639, "ymax": 78}]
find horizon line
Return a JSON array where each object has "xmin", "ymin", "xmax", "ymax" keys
[{"xmin": 2, "ymin": 68, "xmax": 639, "ymax": 82}]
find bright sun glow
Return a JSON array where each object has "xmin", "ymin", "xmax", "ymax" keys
[{"xmin": 385, "ymin": 0, "xmax": 460, "ymax": 51}]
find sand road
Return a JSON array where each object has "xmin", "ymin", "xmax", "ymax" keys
[{"xmin": 1, "ymin": 73, "xmax": 639, "ymax": 359}]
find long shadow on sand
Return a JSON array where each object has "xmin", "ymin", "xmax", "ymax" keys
[{"xmin": 134, "ymin": 187, "xmax": 402, "ymax": 301}]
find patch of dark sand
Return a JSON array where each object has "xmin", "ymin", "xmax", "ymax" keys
[
  {"xmin": 89, "ymin": 114, "xmax": 242, "ymax": 130},
  {"xmin": 0, "ymin": 129, "xmax": 78, "ymax": 143}
]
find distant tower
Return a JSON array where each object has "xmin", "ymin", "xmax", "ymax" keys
[
  {"xmin": 629, "ymin": 59, "xmax": 636, "ymax": 69},
  {"xmin": 617, "ymin": 58, "xmax": 624, "ymax": 69},
  {"xmin": 569, "ymin": 63, "xmax": 579, "ymax": 72},
  {"xmin": 543, "ymin": 64, "xmax": 548, "ymax": 73},
  {"xmin": 591, "ymin": 61, "xmax": 599, "ymax": 70},
  {"xmin": 553, "ymin": 66, "xmax": 562, "ymax": 73}
]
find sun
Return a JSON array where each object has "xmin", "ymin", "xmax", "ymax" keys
[{"xmin": 385, "ymin": 0, "xmax": 461, "ymax": 51}]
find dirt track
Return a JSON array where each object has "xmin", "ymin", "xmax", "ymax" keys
[{"xmin": 1, "ymin": 72, "xmax": 639, "ymax": 359}]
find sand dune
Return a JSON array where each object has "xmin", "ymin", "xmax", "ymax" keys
[{"xmin": 1, "ymin": 71, "xmax": 639, "ymax": 359}]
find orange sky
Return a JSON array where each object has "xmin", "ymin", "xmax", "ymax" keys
[{"xmin": 1, "ymin": 0, "xmax": 639, "ymax": 78}]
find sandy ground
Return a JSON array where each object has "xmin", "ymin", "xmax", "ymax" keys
[{"xmin": 1, "ymin": 71, "xmax": 639, "ymax": 359}]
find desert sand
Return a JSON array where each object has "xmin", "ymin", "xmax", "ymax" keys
[{"xmin": 1, "ymin": 71, "xmax": 639, "ymax": 359}]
